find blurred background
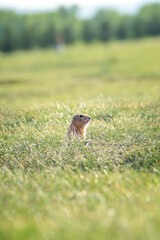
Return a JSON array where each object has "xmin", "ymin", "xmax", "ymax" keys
[
  {"xmin": 0, "ymin": 0, "xmax": 160, "ymax": 108},
  {"xmin": 0, "ymin": 0, "xmax": 160, "ymax": 52}
]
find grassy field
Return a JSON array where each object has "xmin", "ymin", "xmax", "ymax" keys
[{"xmin": 0, "ymin": 38, "xmax": 160, "ymax": 240}]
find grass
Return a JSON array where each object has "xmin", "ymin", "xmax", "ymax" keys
[
  {"xmin": 0, "ymin": 38, "xmax": 160, "ymax": 106},
  {"xmin": 0, "ymin": 37, "xmax": 160, "ymax": 239}
]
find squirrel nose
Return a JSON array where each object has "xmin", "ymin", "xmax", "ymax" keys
[{"xmin": 88, "ymin": 117, "xmax": 91, "ymax": 120}]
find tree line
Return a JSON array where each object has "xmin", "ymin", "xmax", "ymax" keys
[{"xmin": 0, "ymin": 3, "xmax": 160, "ymax": 52}]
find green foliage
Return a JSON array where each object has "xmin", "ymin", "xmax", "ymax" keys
[
  {"xmin": 0, "ymin": 3, "xmax": 160, "ymax": 52},
  {"xmin": 82, "ymin": 20, "xmax": 95, "ymax": 42},
  {"xmin": 134, "ymin": 3, "xmax": 160, "ymax": 37},
  {"xmin": 93, "ymin": 10, "xmax": 120, "ymax": 41},
  {"xmin": 0, "ymin": 39, "xmax": 160, "ymax": 239}
]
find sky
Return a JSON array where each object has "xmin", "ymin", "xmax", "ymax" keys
[{"xmin": 0, "ymin": 0, "xmax": 159, "ymax": 17}]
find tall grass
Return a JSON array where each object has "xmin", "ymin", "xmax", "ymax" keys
[{"xmin": 0, "ymin": 38, "xmax": 160, "ymax": 240}]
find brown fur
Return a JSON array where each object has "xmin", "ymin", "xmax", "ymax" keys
[{"xmin": 68, "ymin": 114, "xmax": 91, "ymax": 138}]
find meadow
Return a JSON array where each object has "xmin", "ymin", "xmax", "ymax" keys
[{"xmin": 0, "ymin": 38, "xmax": 160, "ymax": 240}]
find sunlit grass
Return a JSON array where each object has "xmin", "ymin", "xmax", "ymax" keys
[
  {"xmin": 0, "ymin": 38, "xmax": 160, "ymax": 240},
  {"xmin": 0, "ymin": 38, "xmax": 160, "ymax": 107}
]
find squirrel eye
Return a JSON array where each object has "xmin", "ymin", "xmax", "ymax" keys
[{"xmin": 79, "ymin": 115, "xmax": 83, "ymax": 118}]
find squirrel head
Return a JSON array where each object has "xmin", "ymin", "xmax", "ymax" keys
[{"xmin": 72, "ymin": 114, "xmax": 91, "ymax": 128}]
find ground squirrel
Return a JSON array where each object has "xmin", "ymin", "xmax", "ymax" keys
[{"xmin": 68, "ymin": 114, "xmax": 91, "ymax": 138}]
